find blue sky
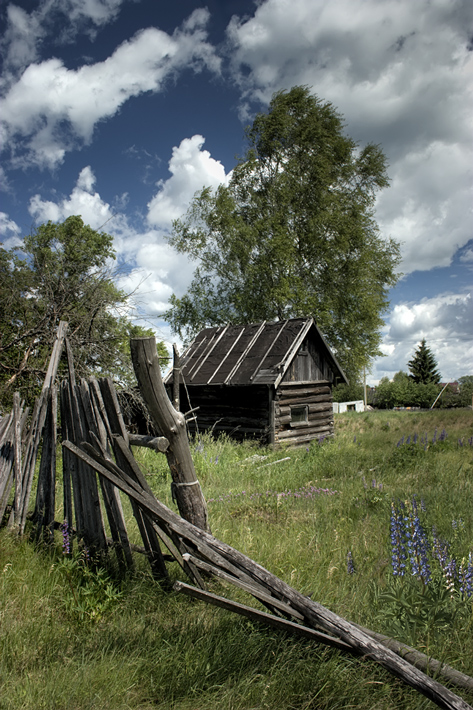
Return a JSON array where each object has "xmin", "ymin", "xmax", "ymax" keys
[{"xmin": 1, "ymin": 0, "xmax": 472, "ymax": 384}]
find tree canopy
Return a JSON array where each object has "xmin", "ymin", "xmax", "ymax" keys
[
  {"xmin": 165, "ymin": 86, "xmax": 401, "ymax": 382},
  {"xmin": 407, "ymin": 339, "xmax": 441, "ymax": 384},
  {"xmin": 0, "ymin": 216, "xmax": 168, "ymax": 409}
]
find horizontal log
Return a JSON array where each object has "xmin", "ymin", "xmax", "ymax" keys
[
  {"xmin": 276, "ymin": 423, "xmax": 333, "ymax": 441},
  {"xmin": 276, "ymin": 394, "xmax": 332, "ymax": 406},
  {"xmin": 276, "ymin": 409, "xmax": 333, "ymax": 427},
  {"xmin": 276, "ymin": 402, "xmax": 333, "ymax": 417},
  {"xmin": 128, "ymin": 433, "xmax": 170, "ymax": 453},
  {"xmin": 278, "ymin": 380, "xmax": 330, "ymax": 389},
  {"xmin": 278, "ymin": 384, "xmax": 331, "ymax": 396}
]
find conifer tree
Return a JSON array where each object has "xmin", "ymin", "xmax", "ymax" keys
[{"xmin": 407, "ymin": 339, "xmax": 441, "ymax": 384}]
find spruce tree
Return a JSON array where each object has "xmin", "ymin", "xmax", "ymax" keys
[{"xmin": 407, "ymin": 339, "xmax": 441, "ymax": 384}]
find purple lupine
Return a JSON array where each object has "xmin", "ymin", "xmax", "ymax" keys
[
  {"xmin": 459, "ymin": 553, "xmax": 473, "ymax": 599},
  {"xmin": 61, "ymin": 520, "xmax": 71, "ymax": 555},
  {"xmin": 390, "ymin": 502, "xmax": 407, "ymax": 576},
  {"xmin": 409, "ymin": 497, "xmax": 431, "ymax": 584}
]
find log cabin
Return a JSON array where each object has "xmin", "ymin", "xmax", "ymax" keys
[{"xmin": 164, "ymin": 318, "xmax": 348, "ymax": 448}]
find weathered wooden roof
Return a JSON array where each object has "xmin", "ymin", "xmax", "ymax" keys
[{"xmin": 165, "ymin": 318, "xmax": 347, "ymax": 387}]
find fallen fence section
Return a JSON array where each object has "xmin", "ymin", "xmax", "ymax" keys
[{"xmin": 64, "ymin": 438, "xmax": 473, "ymax": 710}]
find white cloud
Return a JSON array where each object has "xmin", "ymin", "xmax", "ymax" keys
[
  {"xmin": 0, "ymin": 211, "xmax": 22, "ymax": 249},
  {"xmin": 0, "ymin": 9, "xmax": 220, "ymax": 168},
  {"xmin": 147, "ymin": 135, "xmax": 228, "ymax": 230},
  {"xmin": 227, "ymin": 0, "xmax": 473, "ymax": 273},
  {"xmin": 29, "ymin": 166, "xmax": 113, "ymax": 228},
  {"xmin": 0, "ymin": 0, "xmax": 127, "ymax": 76},
  {"xmin": 371, "ymin": 290, "xmax": 472, "ymax": 383},
  {"xmin": 25, "ymin": 153, "xmax": 203, "ymax": 328}
]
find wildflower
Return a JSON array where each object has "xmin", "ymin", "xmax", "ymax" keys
[
  {"xmin": 390, "ymin": 502, "xmax": 407, "ymax": 577},
  {"xmin": 60, "ymin": 520, "xmax": 71, "ymax": 555},
  {"xmin": 409, "ymin": 497, "xmax": 431, "ymax": 584},
  {"xmin": 459, "ymin": 553, "xmax": 473, "ymax": 599}
]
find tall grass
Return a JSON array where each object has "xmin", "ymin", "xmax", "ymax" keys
[{"xmin": 1, "ymin": 409, "xmax": 472, "ymax": 709}]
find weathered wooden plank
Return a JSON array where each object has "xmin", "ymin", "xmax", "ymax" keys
[
  {"xmin": 174, "ymin": 581, "xmax": 353, "ymax": 652},
  {"xmin": 33, "ymin": 385, "xmax": 57, "ymax": 541},
  {"xmin": 182, "ymin": 553, "xmax": 305, "ymax": 621},
  {"xmin": 17, "ymin": 321, "xmax": 68, "ymax": 534},
  {"xmin": 60, "ymin": 381, "xmax": 75, "ymax": 538},
  {"xmin": 83, "ymin": 380, "xmax": 134, "ymax": 570},
  {"xmin": 10, "ymin": 393, "xmax": 23, "ymax": 527}
]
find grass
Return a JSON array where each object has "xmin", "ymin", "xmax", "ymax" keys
[{"xmin": 1, "ymin": 408, "xmax": 473, "ymax": 709}]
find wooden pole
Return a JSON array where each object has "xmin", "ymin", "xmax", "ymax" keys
[
  {"xmin": 130, "ymin": 337, "xmax": 210, "ymax": 532},
  {"xmin": 172, "ymin": 343, "xmax": 181, "ymax": 411}
]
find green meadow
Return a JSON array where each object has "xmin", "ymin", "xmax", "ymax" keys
[{"xmin": 1, "ymin": 409, "xmax": 472, "ymax": 709}]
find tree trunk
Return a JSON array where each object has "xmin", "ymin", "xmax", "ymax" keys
[{"xmin": 130, "ymin": 337, "xmax": 210, "ymax": 532}]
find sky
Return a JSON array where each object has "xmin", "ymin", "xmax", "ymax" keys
[{"xmin": 1, "ymin": 0, "xmax": 472, "ymax": 385}]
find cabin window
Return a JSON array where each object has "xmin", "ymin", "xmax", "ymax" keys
[{"xmin": 290, "ymin": 405, "xmax": 308, "ymax": 426}]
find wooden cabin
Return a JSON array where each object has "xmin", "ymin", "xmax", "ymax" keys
[{"xmin": 165, "ymin": 318, "xmax": 348, "ymax": 448}]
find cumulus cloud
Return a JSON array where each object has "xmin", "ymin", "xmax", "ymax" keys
[
  {"xmin": 29, "ymin": 166, "xmax": 113, "ymax": 228},
  {"xmin": 0, "ymin": 211, "xmax": 22, "ymax": 249},
  {"xmin": 0, "ymin": 9, "xmax": 220, "ymax": 168},
  {"xmin": 0, "ymin": 0, "xmax": 127, "ymax": 75},
  {"xmin": 25, "ymin": 150, "xmax": 205, "ymax": 325},
  {"xmin": 227, "ymin": 0, "xmax": 473, "ymax": 273},
  {"xmin": 147, "ymin": 135, "xmax": 228, "ymax": 230},
  {"xmin": 371, "ymin": 290, "xmax": 472, "ymax": 383}
]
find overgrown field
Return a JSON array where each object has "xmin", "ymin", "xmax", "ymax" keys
[{"xmin": 1, "ymin": 409, "xmax": 472, "ymax": 709}]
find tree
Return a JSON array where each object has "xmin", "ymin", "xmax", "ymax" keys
[
  {"xmin": 165, "ymin": 86, "xmax": 401, "ymax": 382},
  {"xmin": 0, "ymin": 216, "xmax": 169, "ymax": 409},
  {"xmin": 458, "ymin": 375, "xmax": 473, "ymax": 407},
  {"xmin": 407, "ymin": 339, "xmax": 441, "ymax": 384}
]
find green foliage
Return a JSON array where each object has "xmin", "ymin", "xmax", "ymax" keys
[
  {"xmin": 0, "ymin": 216, "xmax": 169, "ymax": 409},
  {"xmin": 332, "ymin": 381, "xmax": 364, "ymax": 402},
  {"xmin": 407, "ymin": 338, "xmax": 441, "ymax": 384},
  {"xmin": 55, "ymin": 547, "xmax": 123, "ymax": 624},
  {"xmin": 374, "ymin": 372, "xmax": 440, "ymax": 409},
  {"xmin": 374, "ymin": 576, "xmax": 460, "ymax": 643},
  {"xmin": 166, "ymin": 86, "xmax": 401, "ymax": 383}
]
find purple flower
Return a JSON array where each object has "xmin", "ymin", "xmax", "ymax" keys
[
  {"xmin": 390, "ymin": 502, "xmax": 407, "ymax": 577},
  {"xmin": 60, "ymin": 520, "xmax": 71, "ymax": 555}
]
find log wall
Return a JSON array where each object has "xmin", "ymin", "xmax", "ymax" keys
[
  {"xmin": 273, "ymin": 381, "xmax": 334, "ymax": 447},
  {"xmin": 177, "ymin": 384, "xmax": 271, "ymax": 441}
]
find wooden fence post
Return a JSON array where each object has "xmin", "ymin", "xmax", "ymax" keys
[{"xmin": 130, "ymin": 337, "xmax": 210, "ymax": 532}]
